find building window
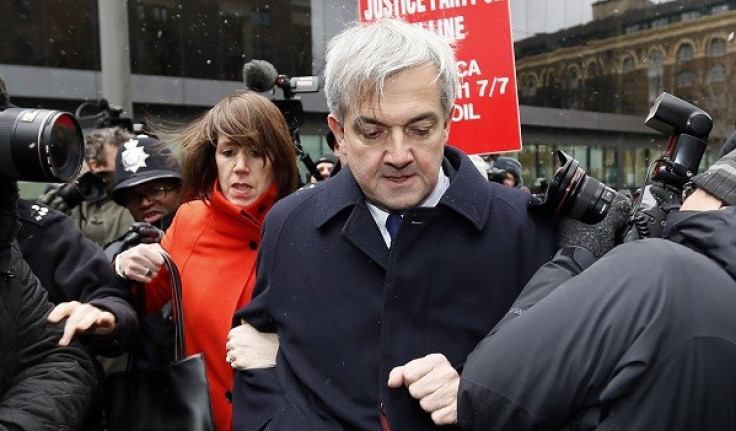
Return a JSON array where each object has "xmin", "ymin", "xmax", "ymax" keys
[
  {"xmin": 648, "ymin": 50, "xmax": 663, "ymax": 106},
  {"xmin": 677, "ymin": 70, "xmax": 694, "ymax": 87},
  {"xmin": 625, "ymin": 24, "xmax": 640, "ymax": 34},
  {"xmin": 565, "ymin": 67, "xmax": 581, "ymax": 109},
  {"xmin": 622, "ymin": 56, "xmax": 635, "ymax": 73},
  {"xmin": 651, "ymin": 17, "xmax": 668, "ymax": 28},
  {"xmin": 709, "ymin": 64, "xmax": 725, "ymax": 83},
  {"xmin": 586, "ymin": 60, "xmax": 601, "ymax": 76},
  {"xmin": 676, "ymin": 43, "xmax": 694, "ymax": 63},
  {"xmin": 544, "ymin": 70, "xmax": 556, "ymax": 87},
  {"xmin": 709, "ymin": 38, "xmax": 727, "ymax": 56},
  {"xmin": 681, "ymin": 11, "xmax": 700, "ymax": 21},
  {"xmin": 713, "ymin": 93, "xmax": 726, "ymax": 109},
  {"xmin": 521, "ymin": 75, "xmax": 537, "ymax": 98}
]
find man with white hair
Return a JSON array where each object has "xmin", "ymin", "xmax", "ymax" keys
[{"xmin": 230, "ymin": 18, "xmax": 557, "ymax": 430}]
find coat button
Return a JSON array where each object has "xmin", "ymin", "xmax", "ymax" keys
[{"xmin": 249, "ymin": 240, "xmax": 258, "ymax": 250}]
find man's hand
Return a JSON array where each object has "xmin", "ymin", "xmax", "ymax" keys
[
  {"xmin": 387, "ymin": 353, "xmax": 459, "ymax": 426},
  {"xmin": 47, "ymin": 301, "xmax": 116, "ymax": 346},
  {"xmin": 226, "ymin": 320, "xmax": 279, "ymax": 370}
]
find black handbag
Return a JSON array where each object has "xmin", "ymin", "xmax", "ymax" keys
[{"xmin": 104, "ymin": 251, "xmax": 215, "ymax": 431}]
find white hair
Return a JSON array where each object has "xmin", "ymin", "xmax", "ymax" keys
[{"xmin": 324, "ymin": 18, "xmax": 458, "ymax": 124}]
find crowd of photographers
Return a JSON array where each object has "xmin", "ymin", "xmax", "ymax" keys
[{"xmin": 2, "ymin": 17, "xmax": 736, "ymax": 431}]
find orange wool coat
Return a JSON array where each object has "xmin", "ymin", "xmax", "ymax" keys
[{"xmin": 145, "ymin": 181, "xmax": 276, "ymax": 431}]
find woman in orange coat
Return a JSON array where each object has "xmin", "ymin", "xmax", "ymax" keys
[{"xmin": 116, "ymin": 90, "xmax": 299, "ymax": 430}]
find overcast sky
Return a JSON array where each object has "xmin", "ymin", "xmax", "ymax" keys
[{"xmin": 510, "ymin": 0, "xmax": 672, "ymax": 40}]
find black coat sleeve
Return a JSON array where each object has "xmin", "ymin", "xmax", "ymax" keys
[
  {"xmin": 487, "ymin": 246, "xmax": 596, "ymax": 335},
  {"xmin": 0, "ymin": 247, "xmax": 97, "ymax": 430},
  {"xmin": 457, "ymin": 243, "xmax": 656, "ymax": 431},
  {"xmin": 17, "ymin": 201, "xmax": 139, "ymax": 356}
]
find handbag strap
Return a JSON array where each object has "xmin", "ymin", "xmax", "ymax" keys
[{"xmin": 159, "ymin": 251, "xmax": 186, "ymax": 361}]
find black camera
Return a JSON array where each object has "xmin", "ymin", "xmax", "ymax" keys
[
  {"xmin": 55, "ymin": 171, "xmax": 107, "ymax": 205},
  {"xmin": 624, "ymin": 92, "xmax": 712, "ymax": 240},
  {"xmin": 75, "ymin": 98, "xmax": 134, "ymax": 132},
  {"xmin": 487, "ymin": 166, "xmax": 508, "ymax": 184},
  {"xmin": 534, "ymin": 150, "xmax": 617, "ymax": 224},
  {"xmin": 0, "ymin": 107, "xmax": 84, "ymax": 183}
]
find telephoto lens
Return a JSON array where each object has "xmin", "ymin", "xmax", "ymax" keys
[
  {"xmin": 540, "ymin": 150, "xmax": 617, "ymax": 224},
  {"xmin": 0, "ymin": 108, "xmax": 84, "ymax": 183}
]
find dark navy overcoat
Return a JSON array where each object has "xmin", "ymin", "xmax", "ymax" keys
[{"xmin": 233, "ymin": 146, "xmax": 557, "ymax": 431}]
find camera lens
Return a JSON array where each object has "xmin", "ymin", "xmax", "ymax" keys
[
  {"xmin": 563, "ymin": 175, "xmax": 616, "ymax": 223},
  {"xmin": 0, "ymin": 108, "xmax": 84, "ymax": 182},
  {"xmin": 542, "ymin": 150, "xmax": 616, "ymax": 224}
]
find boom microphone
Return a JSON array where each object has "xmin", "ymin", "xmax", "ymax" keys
[{"xmin": 243, "ymin": 59, "xmax": 278, "ymax": 93}]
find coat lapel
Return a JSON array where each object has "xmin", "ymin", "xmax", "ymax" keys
[
  {"xmin": 342, "ymin": 202, "xmax": 390, "ymax": 270},
  {"xmin": 313, "ymin": 167, "xmax": 390, "ymax": 270}
]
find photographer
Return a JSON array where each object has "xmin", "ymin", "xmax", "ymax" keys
[
  {"xmin": 0, "ymin": 74, "xmax": 97, "ymax": 429},
  {"xmin": 39, "ymin": 126, "xmax": 135, "ymax": 246},
  {"xmin": 308, "ymin": 153, "xmax": 338, "ymax": 183},
  {"xmin": 457, "ymin": 149, "xmax": 736, "ymax": 430},
  {"xmin": 488, "ymin": 156, "xmax": 523, "ymax": 189}
]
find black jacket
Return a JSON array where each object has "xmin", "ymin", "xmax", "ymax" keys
[
  {"xmin": 459, "ymin": 207, "xmax": 736, "ymax": 430},
  {"xmin": 15, "ymin": 199, "xmax": 138, "ymax": 356},
  {"xmin": 233, "ymin": 146, "xmax": 557, "ymax": 431},
  {"xmin": 0, "ymin": 243, "xmax": 97, "ymax": 430}
]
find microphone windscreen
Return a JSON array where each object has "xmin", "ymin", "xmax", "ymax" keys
[{"xmin": 243, "ymin": 60, "xmax": 278, "ymax": 93}]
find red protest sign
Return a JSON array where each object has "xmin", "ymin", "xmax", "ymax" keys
[{"xmin": 359, "ymin": 0, "xmax": 521, "ymax": 154}]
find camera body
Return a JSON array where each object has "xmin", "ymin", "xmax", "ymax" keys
[
  {"xmin": 623, "ymin": 92, "xmax": 712, "ymax": 240},
  {"xmin": 55, "ymin": 171, "xmax": 107, "ymax": 206},
  {"xmin": 76, "ymin": 98, "xmax": 134, "ymax": 133},
  {"xmin": 487, "ymin": 166, "xmax": 508, "ymax": 184},
  {"xmin": 532, "ymin": 92, "xmax": 711, "ymax": 237}
]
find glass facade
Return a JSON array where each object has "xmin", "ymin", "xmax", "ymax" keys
[
  {"xmin": 510, "ymin": 0, "xmax": 734, "ymax": 190},
  {"xmin": 0, "ymin": 0, "xmax": 313, "ymax": 79}
]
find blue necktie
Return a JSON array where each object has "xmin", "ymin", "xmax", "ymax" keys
[{"xmin": 386, "ymin": 213, "xmax": 403, "ymax": 242}]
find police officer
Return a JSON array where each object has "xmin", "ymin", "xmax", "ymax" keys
[
  {"xmin": 16, "ymin": 198, "xmax": 138, "ymax": 431},
  {"xmin": 105, "ymin": 135, "xmax": 183, "ymax": 371},
  {"xmin": 104, "ymin": 135, "xmax": 182, "ymax": 261}
]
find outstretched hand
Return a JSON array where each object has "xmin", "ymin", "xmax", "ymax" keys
[
  {"xmin": 47, "ymin": 301, "xmax": 116, "ymax": 346},
  {"xmin": 388, "ymin": 353, "xmax": 459, "ymax": 426}
]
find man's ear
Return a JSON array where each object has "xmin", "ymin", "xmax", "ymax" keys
[
  {"xmin": 442, "ymin": 110, "xmax": 453, "ymax": 143},
  {"xmin": 327, "ymin": 114, "xmax": 345, "ymax": 145}
]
